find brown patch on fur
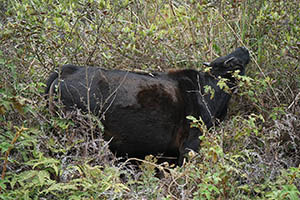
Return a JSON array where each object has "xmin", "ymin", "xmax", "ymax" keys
[
  {"xmin": 174, "ymin": 126, "xmax": 186, "ymax": 149},
  {"xmin": 167, "ymin": 69, "xmax": 183, "ymax": 74},
  {"xmin": 137, "ymin": 84, "xmax": 176, "ymax": 109}
]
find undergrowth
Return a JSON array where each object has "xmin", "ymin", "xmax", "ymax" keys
[{"xmin": 1, "ymin": 0, "xmax": 299, "ymax": 199}]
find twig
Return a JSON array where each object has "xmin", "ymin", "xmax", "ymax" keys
[
  {"xmin": 99, "ymin": 71, "xmax": 129, "ymax": 121},
  {"xmin": 119, "ymin": 157, "xmax": 168, "ymax": 172},
  {"xmin": 288, "ymin": 92, "xmax": 300, "ymax": 110},
  {"xmin": 0, "ymin": 126, "xmax": 28, "ymax": 193}
]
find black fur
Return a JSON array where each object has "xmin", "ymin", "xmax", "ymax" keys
[{"xmin": 45, "ymin": 47, "xmax": 250, "ymax": 165}]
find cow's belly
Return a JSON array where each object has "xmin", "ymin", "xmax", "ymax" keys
[
  {"xmin": 106, "ymin": 135, "xmax": 179, "ymax": 158},
  {"xmin": 103, "ymin": 106, "xmax": 182, "ymax": 158}
]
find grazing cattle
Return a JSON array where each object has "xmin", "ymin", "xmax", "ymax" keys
[{"xmin": 45, "ymin": 47, "xmax": 250, "ymax": 165}]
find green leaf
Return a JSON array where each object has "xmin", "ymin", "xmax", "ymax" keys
[
  {"xmin": 43, "ymin": 183, "xmax": 78, "ymax": 194},
  {"xmin": 204, "ymin": 85, "xmax": 215, "ymax": 99},
  {"xmin": 38, "ymin": 170, "xmax": 50, "ymax": 186},
  {"xmin": 186, "ymin": 115, "xmax": 197, "ymax": 122},
  {"xmin": 0, "ymin": 179, "xmax": 7, "ymax": 190},
  {"xmin": 17, "ymin": 170, "xmax": 39, "ymax": 186},
  {"xmin": 0, "ymin": 142, "xmax": 12, "ymax": 154}
]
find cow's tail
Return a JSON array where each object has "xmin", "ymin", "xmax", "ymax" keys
[{"xmin": 45, "ymin": 71, "xmax": 59, "ymax": 115}]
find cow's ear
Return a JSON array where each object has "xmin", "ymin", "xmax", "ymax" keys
[
  {"xmin": 203, "ymin": 62, "xmax": 210, "ymax": 66},
  {"xmin": 224, "ymin": 57, "xmax": 242, "ymax": 67}
]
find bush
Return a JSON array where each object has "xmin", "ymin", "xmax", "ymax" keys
[{"xmin": 1, "ymin": 0, "xmax": 299, "ymax": 199}]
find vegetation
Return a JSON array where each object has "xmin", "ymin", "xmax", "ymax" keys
[{"xmin": 0, "ymin": 0, "xmax": 299, "ymax": 199}]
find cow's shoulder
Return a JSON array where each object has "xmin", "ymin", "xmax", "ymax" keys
[
  {"xmin": 167, "ymin": 69, "xmax": 202, "ymax": 113},
  {"xmin": 168, "ymin": 69, "xmax": 202, "ymax": 91}
]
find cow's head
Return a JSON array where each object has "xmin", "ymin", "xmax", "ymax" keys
[{"xmin": 204, "ymin": 47, "xmax": 250, "ymax": 78}]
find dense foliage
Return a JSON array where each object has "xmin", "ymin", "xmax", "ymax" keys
[{"xmin": 0, "ymin": 0, "xmax": 299, "ymax": 199}]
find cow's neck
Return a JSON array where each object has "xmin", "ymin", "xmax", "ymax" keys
[
  {"xmin": 210, "ymin": 70, "xmax": 238, "ymax": 89},
  {"xmin": 194, "ymin": 73, "xmax": 231, "ymax": 124},
  {"xmin": 168, "ymin": 69, "xmax": 235, "ymax": 126}
]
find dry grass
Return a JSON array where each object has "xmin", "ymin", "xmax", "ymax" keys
[{"xmin": 0, "ymin": 0, "xmax": 299, "ymax": 199}]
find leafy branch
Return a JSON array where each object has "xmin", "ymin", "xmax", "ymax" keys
[{"xmin": 0, "ymin": 126, "xmax": 28, "ymax": 193}]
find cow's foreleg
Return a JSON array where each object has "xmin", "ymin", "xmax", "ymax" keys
[{"xmin": 178, "ymin": 128, "xmax": 201, "ymax": 165}]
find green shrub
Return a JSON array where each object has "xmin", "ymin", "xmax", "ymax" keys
[{"xmin": 1, "ymin": 0, "xmax": 299, "ymax": 199}]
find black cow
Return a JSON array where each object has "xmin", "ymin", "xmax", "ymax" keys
[{"xmin": 45, "ymin": 47, "xmax": 250, "ymax": 165}]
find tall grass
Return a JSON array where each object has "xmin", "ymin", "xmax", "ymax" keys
[{"xmin": 0, "ymin": 0, "xmax": 299, "ymax": 199}]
